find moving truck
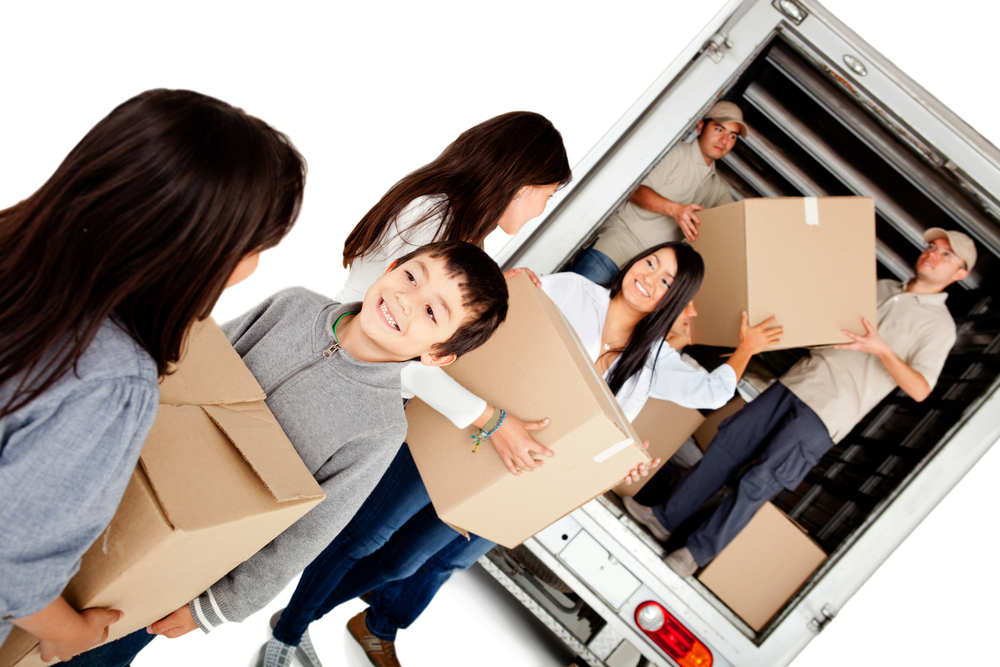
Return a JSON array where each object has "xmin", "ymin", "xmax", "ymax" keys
[{"xmin": 476, "ymin": 1, "xmax": 1000, "ymax": 665}]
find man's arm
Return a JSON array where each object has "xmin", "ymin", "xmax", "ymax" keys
[
  {"xmin": 835, "ymin": 317, "xmax": 932, "ymax": 402},
  {"xmin": 628, "ymin": 186, "xmax": 704, "ymax": 242}
]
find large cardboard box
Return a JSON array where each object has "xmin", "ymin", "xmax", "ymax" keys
[
  {"xmin": 690, "ymin": 197, "xmax": 877, "ymax": 349},
  {"xmin": 697, "ymin": 502, "xmax": 827, "ymax": 631},
  {"xmin": 0, "ymin": 319, "xmax": 325, "ymax": 667},
  {"xmin": 693, "ymin": 395, "xmax": 746, "ymax": 452},
  {"xmin": 612, "ymin": 399, "xmax": 704, "ymax": 497},
  {"xmin": 406, "ymin": 272, "xmax": 650, "ymax": 548}
]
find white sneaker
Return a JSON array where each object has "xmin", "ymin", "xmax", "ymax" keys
[
  {"xmin": 622, "ymin": 496, "xmax": 672, "ymax": 542},
  {"xmin": 664, "ymin": 547, "xmax": 699, "ymax": 578}
]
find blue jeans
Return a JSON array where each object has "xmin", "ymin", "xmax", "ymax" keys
[
  {"xmin": 569, "ymin": 247, "xmax": 619, "ymax": 285},
  {"xmin": 273, "ymin": 443, "xmax": 457, "ymax": 645},
  {"xmin": 653, "ymin": 383, "xmax": 832, "ymax": 566},
  {"xmin": 60, "ymin": 627, "xmax": 154, "ymax": 667},
  {"xmin": 364, "ymin": 517, "xmax": 495, "ymax": 641}
]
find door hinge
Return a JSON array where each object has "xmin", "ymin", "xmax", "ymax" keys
[
  {"xmin": 705, "ymin": 32, "xmax": 732, "ymax": 63},
  {"xmin": 808, "ymin": 605, "xmax": 836, "ymax": 633}
]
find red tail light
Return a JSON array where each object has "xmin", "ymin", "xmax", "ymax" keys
[{"xmin": 634, "ymin": 601, "xmax": 713, "ymax": 667}]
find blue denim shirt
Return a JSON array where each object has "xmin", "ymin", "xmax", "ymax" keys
[{"xmin": 0, "ymin": 318, "xmax": 159, "ymax": 644}]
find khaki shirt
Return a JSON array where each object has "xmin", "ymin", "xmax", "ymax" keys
[
  {"xmin": 781, "ymin": 280, "xmax": 956, "ymax": 443},
  {"xmin": 593, "ymin": 140, "xmax": 735, "ymax": 266}
]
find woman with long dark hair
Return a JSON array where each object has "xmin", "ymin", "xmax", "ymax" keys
[
  {"xmin": 336, "ymin": 110, "xmax": 571, "ymax": 473},
  {"xmin": 0, "ymin": 88, "xmax": 305, "ymax": 662},
  {"xmin": 338, "ymin": 110, "xmax": 571, "ymax": 304},
  {"xmin": 264, "ymin": 242, "xmax": 781, "ymax": 667}
]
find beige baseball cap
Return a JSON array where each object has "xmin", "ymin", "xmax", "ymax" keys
[
  {"xmin": 705, "ymin": 101, "xmax": 749, "ymax": 138},
  {"xmin": 924, "ymin": 228, "xmax": 977, "ymax": 270}
]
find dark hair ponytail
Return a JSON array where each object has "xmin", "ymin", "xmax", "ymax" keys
[
  {"xmin": 0, "ymin": 88, "xmax": 306, "ymax": 418},
  {"xmin": 604, "ymin": 242, "xmax": 705, "ymax": 396},
  {"xmin": 342, "ymin": 111, "xmax": 571, "ymax": 267}
]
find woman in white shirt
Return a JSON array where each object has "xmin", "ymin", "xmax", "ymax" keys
[{"xmin": 262, "ymin": 242, "xmax": 782, "ymax": 667}]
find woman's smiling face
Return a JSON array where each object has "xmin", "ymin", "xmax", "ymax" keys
[{"xmin": 620, "ymin": 247, "xmax": 678, "ymax": 313}]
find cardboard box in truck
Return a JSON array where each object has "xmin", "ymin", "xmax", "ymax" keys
[
  {"xmin": 612, "ymin": 398, "xmax": 704, "ymax": 497},
  {"xmin": 0, "ymin": 319, "xmax": 325, "ymax": 667},
  {"xmin": 406, "ymin": 272, "xmax": 650, "ymax": 548},
  {"xmin": 697, "ymin": 501, "xmax": 827, "ymax": 632},
  {"xmin": 690, "ymin": 197, "xmax": 877, "ymax": 350}
]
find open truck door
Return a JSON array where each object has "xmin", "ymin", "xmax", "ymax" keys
[{"xmin": 479, "ymin": 1, "xmax": 1000, "ymax": 665}]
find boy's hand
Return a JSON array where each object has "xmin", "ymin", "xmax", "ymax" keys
[
  {"xmin": 148, "ymin": 605, "xmax": 197, "ymax": 638},
  {"xmin": 35, "ymin": 607, "xmax": 123, "ymax": 661},
  {"xmin": 622, "ymin": 441, "xmax": 660, "ymax": 485},
  {"xmin": 489, "ymin": 413, "xmax": 553, "ymax": 475},
  {"xmin": 503, "ymin": 267, "xmax": 541, "ymax": 287}
]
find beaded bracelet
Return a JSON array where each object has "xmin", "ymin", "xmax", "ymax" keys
[{"xmin": 471, "ymin": 408, "xmax": 506, "ymax": 453}]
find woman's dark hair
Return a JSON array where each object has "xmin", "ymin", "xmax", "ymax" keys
[
  {"xmin": 604, "ymin": 242, "xmax": 705, "ymax": 396},
  {"xmin": 0, "ymin": 88, "xmax": 306, "ymax": 418},
  {"xmin": 342, "ymin": 111, "xmax": 571, "ymax": 267}
]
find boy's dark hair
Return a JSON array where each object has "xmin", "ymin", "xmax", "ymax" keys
[{"xmin": 392, "ymin": 241, "xmax": 508, "ymax": 358}]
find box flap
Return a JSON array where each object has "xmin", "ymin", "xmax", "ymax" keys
[
  {"xmin": 201, "ymin": 402, "xmax": 325, "ymax": 502},
  {"xmin": 139, "ymin": 405, "xmax": 323, "ymax": 532},
  {"xmin": 158, "ymin": 318, "xmax": 266, "ymax": 406}
]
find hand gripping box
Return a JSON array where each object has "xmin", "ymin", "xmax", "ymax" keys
[
  {"xmin": 0, "ymin": 319, "xmax": 325, "ymax": 667},
  {"xmin": 612, "ymin": 398, "xmax": 705, "ymax": 498},
  {"xmin": 690, "ymin": 197, "xmax": 877, "ymax": 350},
  {"xmin": 405, "ymin": 272, "xmax": 650, "ymax": 548}
]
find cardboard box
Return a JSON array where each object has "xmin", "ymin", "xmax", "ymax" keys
[
  {"xmin": 693, "ymin": 395, "xmax": 746, "ymax": 452},
  {"xmin": 612, "ymin": 399, "xmax": 704, "ymax": 497},
  {"xmin": 0, "ymin": 319, "xmax": 325, "ymax": 667},
  {"xmin": 697, "ymin": 502, "xmax": 827, "ymax": 631},
  {"xmin": 406, "ymin": 272, "xmax": 650, "ymax": 548},
  {"xmin": 690, "ymin": 197, "xmax": 877, "ymax": 349}
]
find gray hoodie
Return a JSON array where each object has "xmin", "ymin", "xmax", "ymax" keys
[{"xmin": 190, "ymin": 287, "xmax": 408, "ymax": 631}]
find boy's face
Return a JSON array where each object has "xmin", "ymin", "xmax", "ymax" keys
[{"xmin": 358, "ymin": 254, "xmax": 471, "ymax": 365}]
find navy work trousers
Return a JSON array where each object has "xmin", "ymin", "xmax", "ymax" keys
[{"xmin": 653, "ymin": 382, "xmax": 833, "ymax": 566}]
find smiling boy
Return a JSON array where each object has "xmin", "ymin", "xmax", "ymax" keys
[{"xmin": 62, "ymin": 241, "xmax": 508, "ymax": 664}]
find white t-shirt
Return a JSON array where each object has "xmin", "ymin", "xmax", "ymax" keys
[{"xmin": 335, "ymin": 195, "xmax": 447, "ymax": 304}]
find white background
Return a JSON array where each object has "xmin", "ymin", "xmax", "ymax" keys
[{"xmin": 2, "ymin": 1, "xmax": 998, "ymax": 665}]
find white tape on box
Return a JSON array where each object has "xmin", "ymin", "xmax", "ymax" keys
[
  {"xmin": 594, "ymin": 437, "xmax": 634, "ymax": 463},
  {"xmin": 804, "ymin": 197, "xmax": 820, "ymax": 226}
]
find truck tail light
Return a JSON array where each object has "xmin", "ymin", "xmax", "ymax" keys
[{"xmin": 635, "ymin": 601, "xmax": 713, "ymax": 667}]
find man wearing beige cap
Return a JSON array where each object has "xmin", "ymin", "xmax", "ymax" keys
[
  {"xmin": 571, "ymin": 101, "xmax": 748, "ymax": 284},
  {"xmin": 625, "ymin": 229, "xmax": 974, "ymax": 577}
]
